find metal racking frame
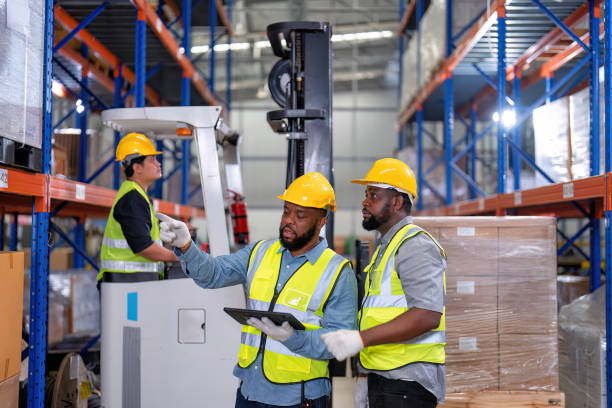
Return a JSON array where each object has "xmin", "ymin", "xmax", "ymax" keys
[
  {"xmin": 397, "ymin": 0, "xmax": 612, "ymax": 403},
  {"xmin": 0, "ymin": 1, "xmax": 232, "ymax": 405}
]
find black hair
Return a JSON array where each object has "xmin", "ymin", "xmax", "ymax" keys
[{"xmin": 124, "ymin": 156, "xmax": 147, "ymax": 178}]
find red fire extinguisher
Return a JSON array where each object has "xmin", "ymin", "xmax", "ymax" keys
[{"xmin": 229, "ymin": 190, "xmax": 249, "ymax": 245}]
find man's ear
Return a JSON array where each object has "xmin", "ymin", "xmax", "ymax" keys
[{"xmin": 318, "ymin": 214, "xmax": 328, "ymax": 229}]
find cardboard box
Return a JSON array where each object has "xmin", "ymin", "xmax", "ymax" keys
[
  {"xmin": 446, "ymin": 333, "xmax": 499, "ymax": 392},
  {"xmin": 557, "ymin": 275, "xmax": 589, "ymax": 309},
  {"xmin": 499, "ymin": 276, "xmax": 557, "ymax": 334},
  {"xmin": 0, "ymin": 374, "xmax": 19, "ymax": 408},
  {"xmin": 0, "ymin": 252, "xmax": 25, "ymax": 382},
  {"xmin": 441, "ymin": 391, "xmax": 565, "ymax": 408},
  {"xmin": 23, "ymin": 247, "xmax": 73, "ymax": 270},
  {"xmin": 446, "ymin": 275, "xmax": 497, "ymax": 335},
  {"xmin": 500, "ymin": 334, "xmax": 559, "ymax": 391},
  {"xmin": 498, "ymin": 226, "xmax": 556, "ymax": 279}
]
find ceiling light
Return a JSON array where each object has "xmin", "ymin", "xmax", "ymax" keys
[
  {"xmin": 492, "ymin": 109, "xmax": 515, "ymax": 129},
  {"xmin": 76, "ymin": 99, "xmax": 85, "ymax": 114},
  {"xmin": 52, "ymin": 80, "xmax": 66, "ymax": 98},
  {"xmin": 331, "ymin": 30, "xmax": 393, "ymax": 42}
]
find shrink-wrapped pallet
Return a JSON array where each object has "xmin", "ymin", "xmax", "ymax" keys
[{"xmin": 413, "ymin": 217, "xmax": 558, "ymax": 392}]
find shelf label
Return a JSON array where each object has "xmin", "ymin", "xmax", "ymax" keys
[
  {"xmin": 457, "ymin": 227, "xmax": 475, "ymax": 237},
  {"xmin": 0, "ymin": 168, "xmax": 7, "ymax": 188},
  {"xmin": 454, "ymin": 203, "xmax": 459, "ymax": 215},
  {"xmin": 156, "ymin": 18, "xmax": 162, "ymax": 33},
  {"xmin": 514, "ymin": 191, "xmax": 522, "ymax": 205},
  {"xmin": 76, "ymin": 184, "xmax": 85, "ymax": 200},
  {"xmin": 457, "ymin": 280, "xmax": 475, "ymax": 295},
  {"xmin": 153, "ymin": 200, "xmax": 159, "ymax": 212},
  {"xmin": 478, "ymin": 198, "xmax": 484, "ymax": 211},
  {"xmin": 563, "ymin": 182, "xmax": 574, "ymax": 199},
  {"xmin": 174, "ymin": 204, "xmax": 180, "ymax": 215},
  {"xmin": 192, "ymin": 208, "xmax": 196, "ymax": 217},
  {"xmin": 459, "ymin": 337, "xmax": 477, "ymax": 351}
]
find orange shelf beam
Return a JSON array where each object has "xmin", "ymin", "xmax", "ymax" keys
[
  {"xmin": 416, "ymin": 174, "xmax": 608, "ymax": 218},
  {"xmin": 54, "ymin": 5, "xmax": 164, "ymax": 106},
  {"xmin": 216, "ymin": 0, "xmax": 233, "ymax": 37},
  {"xmin": 398, "ymin": 1, "xmax": 417, "ymax": 37},
  {"xmin": 132, "ymin": 0, "xmax": 223, "ymax": 108},
  {"xmin": 398, "ymin": 0, "xmax": 504, "ymax": 127}
]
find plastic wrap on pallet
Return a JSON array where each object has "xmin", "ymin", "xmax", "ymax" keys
[
  {"xmin": 559, "ymin": 286, "xmax": 606, "ymax": 408},
  {"xmin": 0, "ymin": 0, "xmax": 44, "ymax": 149},
  {"xmin": 22, "ymin": 269, "xmax": 100, "ymax": 346},
  {"xmin": 413, "ymin": 216, "xmax": 558, "ymax": 393},
  {"xmin": 557, "ymin": 275, "xmax": 589, "ymax": 311}
]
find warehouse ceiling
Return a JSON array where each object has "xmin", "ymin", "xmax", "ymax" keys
[{"xmin": 53, "ymin": 0, "xmax": 402, "ymax": 107}]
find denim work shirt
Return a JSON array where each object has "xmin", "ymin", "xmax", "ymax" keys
[{"xmin": 177, "ymin": 237, "xmax": 358, "ymax": 406}]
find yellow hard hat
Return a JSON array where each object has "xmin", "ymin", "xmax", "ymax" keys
[
  {"xmin": 115, "ymin": 132, "xmax": 162, "ymax": 162},
  {"xmin": 277, "ymin": 172, "xmax": 336, "ymax": 212},
  {"xmin": 351, "ymin": 158, "xmax": 418, "ymax": 199}
]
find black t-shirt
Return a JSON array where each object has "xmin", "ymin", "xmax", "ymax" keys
[{"xmin": 112, "ymin": 190, "xmax": 154, "ymax": 253}]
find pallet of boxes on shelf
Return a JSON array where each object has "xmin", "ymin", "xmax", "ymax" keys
[{"xmin": 412, "ymin": 217, "xmax": 560, "ymax": 404}]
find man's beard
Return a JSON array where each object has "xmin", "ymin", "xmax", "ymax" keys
[
  {"xmin": 362, "ymin": 202, "xmax": 391, "ymax": 231},
  {"xmin": 279, "ymin": 222, "xmax": 318, "ymax": 251}
]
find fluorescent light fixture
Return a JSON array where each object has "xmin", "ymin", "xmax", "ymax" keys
[
  {"xmin": 331, "ymin": 30, "xmax": 393, "ymax": 42},
  {"xmin": 254, "ymin": 40, "xmax": 271, "ymax": 49},
  {"xmin": 76, "ymin": 99, "xmax": 85, "ymax": 114},
  {"xmin": 492, "ymin": 109, "xmax": 516, "ymax": 129},
  {"xmin": 191, "ymin": 42, "xmax": 250, "ymax": 54}
]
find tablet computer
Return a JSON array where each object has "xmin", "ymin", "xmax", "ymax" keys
[{"xmin": 223, "ymin": 307, "xmax": 305, "ymax": 330}]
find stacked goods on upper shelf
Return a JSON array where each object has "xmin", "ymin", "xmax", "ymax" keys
[
  {"xmin": 413, "ymin": 216, "xmax": 558, "ymax": 393},
  {"xmin": 0, "ymin": 252, "xmax": 25, "ymax": 408}
]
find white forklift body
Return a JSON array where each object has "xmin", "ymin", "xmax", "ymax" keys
[{"xmin": 100, "ymin": 106, "xmax": 245, "ymax": 408}]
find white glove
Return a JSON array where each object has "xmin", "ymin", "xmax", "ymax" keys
[
  {"xmin": 354, "ymin": 377, "xmax": 369, "ymax": 408},
  {"xmin": 156, "ymin": 213, "xmax": 191, "ymax": 248},
  {"xmin": 247, "ymin": 317, "xmax": 294, "ymax": 342},
  {"xmin": 321, "ymin": 330, "xmax": 364, "ymax": 361},
  {"xmin": 159, "ymin": 221, "xmax": 177, "ymax": 244}
]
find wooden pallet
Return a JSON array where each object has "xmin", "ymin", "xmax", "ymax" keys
[{"xmin": 441, "ymin": 391, "xmax": 565, "ymax": 408}]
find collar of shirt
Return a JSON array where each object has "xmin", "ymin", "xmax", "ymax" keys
[
  {"xmin": 379, "ymin": 215, "xmax": 414, "ymax": 249},
  {"xmin": 277, "ymin": 237, "xmax": 328, "ymax": 265}
]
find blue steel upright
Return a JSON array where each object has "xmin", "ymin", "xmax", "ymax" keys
[
  {"xmin": 469, "ymin": 103, "xmax": 476, "ymax": 199},
  {"xmin": 497, "ymin": 4, "xmax": 506, "ymax": 195},
  {"xmin": 398, "ymin": 0, "xmax": 405, "ymax": 151},
  {"xmin": 181, "ymin": 0, "xmax": 192, "ymax": 204},
  {"xmin": 28, "ymin": 0, "xmax": 53, "ymax": 406},
  {"xmin": 604, "ymin": 0, "xmax": 612, "ymax": 404},
  {"xmin": 590, "ymin": 0, "xmax": 602, "ymax": 292},
  {"xmin": 9, "ymin": 213, "xmax": 17, "ymax": 251},
  {"xmin": 74, "ymin": 44, "xmax": 89, "ymax": 269},
  {"xmin": 209, "ymin": 0, "xmax": 217, "ymax": 93},
  {"xmin": 512, "ymin": 71, "xmax": 521, "ymax": 191},
  {"xmin": 417, "ymin": 109, "xmax": 423, "ymax": 211},
  {"xmin": 135, "ymin": 10, "xmax": 146, "ymax": 108},
  {"xmin": 113, "ymin": 63, "xmax": 123, "ymax": 190},
  {"xmin": 226, "ymin": 0, "xmax": 233, "ymax": 114},
  {"xmin": 444, "ymin": 0, "xmax": 453, "ymax": 205}
]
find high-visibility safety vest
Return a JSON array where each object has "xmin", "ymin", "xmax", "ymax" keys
[
  {"xmin": 98, "ymin": 180, "xmax": 163, "ymax": 281},
  {"xmin": 238, "ymin": 239, "xmax": 349, "ymax": 383},
  {"xmin": 359, "ymin": 223, "xmax": 446, "ymax": 371}
]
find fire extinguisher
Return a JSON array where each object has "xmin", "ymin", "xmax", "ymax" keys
[{"xmin": 229, "ymin": 190, "xmax": 249, "ymax": 245}]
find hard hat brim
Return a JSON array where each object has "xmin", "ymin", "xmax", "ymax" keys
[
  {"xmin": 115, "ymin": 150, "xmax": 163, "ymax": 162},
  {"xmin": 350, "ymin": 178, "xmax": 374, "ymax": 186},
  {"xmin": 277, "ymin": 195, "xmax": 336, "ymax": 212}
]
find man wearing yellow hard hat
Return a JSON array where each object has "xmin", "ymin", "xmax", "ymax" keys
[
  {"xmin": 322, "ymin": 158, "xmax": 447, "ymax": 408},
  {"xmin": 98, "ymin": 133, "xmax": 178, "ymax": 283},
  {"xmin": 158, "ymin": 172, "xmax": 358, "ymax": 407}
]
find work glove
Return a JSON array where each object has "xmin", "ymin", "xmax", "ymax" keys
[
  {"xmin": 354, "ymin": 376, "xmax": 369, "ymax": 408},
  {"xmin": 156, "ymin": 213, "xmax": 191, "ymax": 248},
  {"xmin": 247, "ymin": 317, "xmax": 294, "ymax": 342},
  {"xmin": 321, "ymin": 330, "xmax": 364, "ymax": 361}
]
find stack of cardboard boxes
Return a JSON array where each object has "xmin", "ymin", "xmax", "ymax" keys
[
  {"xmin": 414, "ymin": 217, "xmax": 558, "ymax": 393},
  {"xmin": 0, "ymin": 252, "xmax": 25, "ymax": 408}
]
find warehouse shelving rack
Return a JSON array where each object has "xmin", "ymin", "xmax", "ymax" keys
[
  {"xmin": 397, "ymin": 0, "xmax": 612, "ymax": 404},
  {"xmin": 0, "ymin": 1, "xmax": 233, "ymax": 405}
]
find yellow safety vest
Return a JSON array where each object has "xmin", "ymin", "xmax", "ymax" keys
[
  {"xmin": 238, "ymin": 239, "xmax": 348, "ymax": 383},
  {"xmin": 98, "ymin": 180, "xmax": 163, "ymax": 281},
  {"xmin": 359, "ymin": 224, "xmax": 446, "ymax": 371}
]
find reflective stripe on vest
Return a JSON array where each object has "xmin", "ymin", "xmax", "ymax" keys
[
  {"xmin": 237, "ymin": 239, "xmax": 348, "ymax": 383},
  {"xmin": 98, "ymin": 180, "xmax": 163, "ymax": 280},
  {"xmin": 359, "ymin": 224, "xmax": 447, "ymax": 371}
]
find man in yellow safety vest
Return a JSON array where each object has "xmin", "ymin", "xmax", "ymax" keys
[
  {"xmin": 322, "ymin": 158, "xmax": 447, "ymax": 408},
  {"xmin": 158, "ymin": 172, "xmax": 358, "ymax": 408},
  {"xmin": 98, "ymin": 133, "xmax": 178, "ymax": 283}
]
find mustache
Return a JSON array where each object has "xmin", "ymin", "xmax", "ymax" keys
[
  {"xmin": 362, "ymin": 208, "xmax": 371, "ymax": 215},
  {"xmin": 281, "ymin": 224, "xmax": 296, "ymax": 233}
]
